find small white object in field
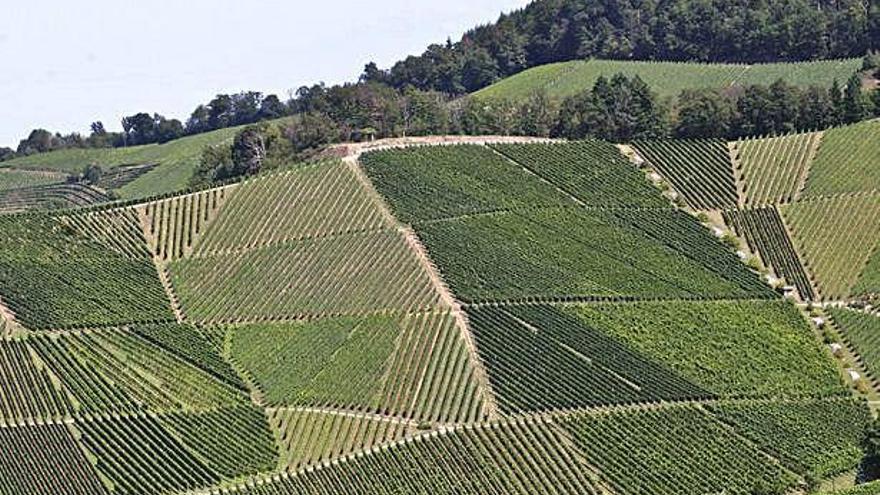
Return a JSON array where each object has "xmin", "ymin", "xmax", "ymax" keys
[
  {"xmin": 736, "ymin": 251, "xmax": 748, "ymax": 260},
  {"xmin": 649, "ymin": 172, "xmax": 662, "ymax": 182},
  {"xmin": 829, "ymin": 343, "xmax": 843, "ymax": 356},
  {"xmin": 712, "ymin": 227, "xmax": 725, "ymax": 237},
  {"xmin": 848, "ymin": 369, "xmax": 862, "ymax": 382},
  {"xmin": 668, "ymin": 191, "xmax": 679, "ymax": 200},
  {"xmin": 811, "ymin": 317, "xmax": 826, "ymax": 328}
]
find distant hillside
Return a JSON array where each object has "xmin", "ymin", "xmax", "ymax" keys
[
  {"xmin": 473, "ymin": 58, "xmax": 865, "ymax": 102},
  {"xmin": 0, "ymin": 125, "xmax": 243, "ymax": 200}
]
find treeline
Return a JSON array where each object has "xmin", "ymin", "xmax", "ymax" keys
[
  {"xmin": 190, "ymin": 68, "xmax": 880, "ymax": 188},
  {"xmin": 368, "ymin": 0, "xmax": 879, "ymax": 94},
  {"xmin": 3, "ymin": 0, "xmax": 879, "ymax": 163},
  {"xmin": 2, "ymin": 92, "xmax": 292, "ymax": 160}
]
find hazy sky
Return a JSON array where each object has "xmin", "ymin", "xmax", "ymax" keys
[{"xmin": 0, "ymin": 0, "xmax": 529, "ymax": 147}]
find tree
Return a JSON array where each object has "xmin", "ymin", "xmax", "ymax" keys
[
  {"xmin": 555, "ymin": 74, "xmax": 666, "ymax": 142},
  {"xmin": 842, "ymin": 74, "xmax": 869, "ymax": 124},
  {"xmin": 186, "ymin": 105, "xmax": 211, "ymax": 134},
  {"xmin": 0, "ymin": 147, "xmax": 15, "ymax": 162},
  {"xmin": 190, "ymin": 144, "xmax": 233, "ymax": 188},
  {"xmin": 82, "ymin": 164, "xmax": 103, "ymax": 185},
  {"xmin": 16, "ymin": 129, "xmax": 59, "ymax": 155},
  {"xmin": 284, "ymin": 112, "xmax": 340, "ymax": 152},
  {"xmin": 230, "ymin": 127, "xmax": 266, "ymax": 177},
  {"xmin": 258, "ymin": 94, "xmax": 287, "ymax": 121},
  {"xmin": 862, "ymin": 418, "xmax": 880, "ymax": 482},
  {"xmin": 154, "ymin": 116, "xmax": 184, "ymax": 143},
  {"xmin": 675, "ymin": 89, "xmax": 737, "ymax": 138}
]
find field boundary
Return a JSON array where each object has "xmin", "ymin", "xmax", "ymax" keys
[{"xmin": 348, "ymin": 150, "xmax": 501, "ymax": 419}]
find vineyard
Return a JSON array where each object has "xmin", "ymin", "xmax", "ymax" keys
[
  {"xmin": 361, "ymin": 144, "xmax": 574, "ymax": 223},
  {"xmin": 489, "ymin": 140, "xmax": 670, "ymax": 207},
  {"xmin": 1, "ymin": 134, "xmax": 879, "ymax": 494},
  {"xmin": 416, "ymin": 207, "xmax": 772, "ymax": 302},
  {"xmin": 802, "ymin": 120, "xmax": 880, "ymax": 199},
  {"xmin": 0, "ymin": 182, "xmax": 110, "ymax": 213},
  {"xmin": 0, "ymin": 168, "xmax": 65, "ymax": 192},
  {"xmin": 473, "ymin": 58, "xmax": 862, "ymax": 102},
  {"xmin": 781, "ymin": 193, "xmax": 880, "ymax": 300},
  {"xmin": 828, "ymin": 308, "xmax": 880, "ymax": 385},
  {"xmin": 723, "ymin": 207, "xmax": 815, "ymax": 300},
  {"xmin": 633, "ymin": 139, "xmax": 739, "ymax": 210},
  {"xmin": 733, "ymin": 131, "xmax": 822, "ymax": 206}
]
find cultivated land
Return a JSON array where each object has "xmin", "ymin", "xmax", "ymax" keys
[
  {"xmin": 1, "ymin": 123, "xmax": 879, "ymax": 495},
  {"xmin": 473, "ymin": 58, "xmax": 864, "ymax": 101}
]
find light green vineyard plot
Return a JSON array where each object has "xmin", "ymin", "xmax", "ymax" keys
[
  {"xmin": 782, "ymin": 193, "xmax": 880, "ymax": 300},
  {"xmin": 709, "ymin": 398, "xmax": 872, "ymax": 478},
  {"xmin": 417, "ymin": 207, "xmax": 771, "ymax": 303},
  {"xmin": 564, "ymin": 300, "xmax": 843, "ymax": 398},
  {"xmin": 194, "ymin": 162, "xmax": 391, "ymax": 254},
  {"xmin": 734, "ymin": 131, "xmax": 822, "ymax": 205},
  {"xmin": 560, "ymin": 405, "xmax": 799, "ymax": 495},
  {"xmin": 473, "ymin": 58, "xmax": 861, "ymax": 102},
  {"xmin": 31, "ymin": 329, "xmax": 247, "ymax": 414},
  {"xmin": 232, "ymin": 312, "xmax": 487, "ymax": 423},
  {"xmin": 0, "ymin": 183, "xmax": 110, "ymax": 213},
  {"xmin": 269, "ymin": 409, "xmax": 416, "ymax": 471},
  {"xmin": 0, "ymin": 168, "xmax": 64, "ymax": 192},
  {"xmin": 216, "ymin": 420, "xmax": 598, "ymax": 495},
  {"xmin": 171, "ymin": 230, "xmax": 441, "ymax": 323},
  {"xmin": 854, "ymin": 247, "xmax": 880, "ymax": 299},
  {"xmin": 1, "ymin": 123, "xmax": 247, "ymax": 199},
  {"xmin": 634, "ymin": 139, "xmax": 738, "ymax": 210},
  {"xmin": 139, "ymin": 186, "xmax": 235, "ymax": 261},
  {"xmin": 0, "ymin": 339, "xmax": 73, "ymax": 424},
  {"xmin": 802, "ymin": 120, "xmax": 880, "ymax": 198},
  {"xmin": 159, "ymin": 406, "xmax": 278, "ymax": 479},
  {"xmin": 60, "ymin": 208, "xmax": 153, "ymax": 259},
  {"xmin": 361, "ymin": 144, "xmax": 574, "ymax": 223},
  {"xmin": 490, "ymin": 140, "xmax": 670, "ymax": 207},
  {"xmin": 0, "ymin": 423, "xmax": 108, "ymax": 495}
]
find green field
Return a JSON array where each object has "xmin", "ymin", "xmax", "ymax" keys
[
  {"xmin": 564, "ymin": 300, "xmax": 843, "ymax": 398},
  {"xmin": 474, "ymin": 58, "xmax": 863, "ymax": 102},
  {"xmin": 802, "ymin": 120, "xmax": 880, "ymax": 199},
  {"xmin": 1, "ymin": 125, "xmax": 244, "ymax": 199},
  {"xmin": 782, "ymin": 193, "xmax": 880, "ymax": 300},
  {"xmin": 417, "ymin": 207, "xmax": 772, "ymax": 302},
  {"xmin": 0, "ymin": 133, "xmax": 877, "ymax": 495}
]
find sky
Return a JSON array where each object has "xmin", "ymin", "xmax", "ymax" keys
[{"xmin": 0, "ymin": 0, "xmax": 529, "ymax": 147}]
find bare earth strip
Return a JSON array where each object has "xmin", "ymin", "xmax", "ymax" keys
[
  {"xmin": 345, "ymin": 140, "xmax": 541, "ymax": 420},
  {"xmin": 137, "ymin": 206, "xmax": 186, "ymax": 323}
]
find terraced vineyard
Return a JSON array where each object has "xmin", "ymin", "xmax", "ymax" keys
[
  {"xmin": 490, "ymin": 140, "xmax": 670, "ymax": 207},
  {"xmin": 0, "ymin": 182, "xmax": 109, "ymax": 213},
  {"xmin": 473, "ymin": 58, "xmax": 862, "ymax": 102},
  {"xmin": 734, "ymin": 131, "xmax": 822, "ymax": 206},
  {"xmin": 724, "ymin": 207, "xmax": 815, "ymax": 300},
  {"xmin": 0, "ymin": 168, "xmax": 65, "ymax": 192},
  {"xmin": 633, "ymin": 139, "xmax": 739, "ymax": 210},
  {"xmin": 829, "ymin": 309, "xmax": 880, "ymax": 384},
  {"xmin": 781, "ymin": 193, "xmax": 880, "ymax": 300},
  {"xmin": 0, "ymin": 135, "xmax": 877, "ymax": 495},
  {"xmin": 802, "ymin": 120, "xmax": 880, "ymax": 199}
]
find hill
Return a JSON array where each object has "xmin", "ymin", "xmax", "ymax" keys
[
  {"xmin": 1, "ymin": 128, "xmax": 878, "ymax": 494},
  {"xmin": 0, "ymin": 124, "xmax": 243, "ymax": 204},
  {"xmin": 473, "ymin": 58, "xmax": 865, "ymax": 102}
]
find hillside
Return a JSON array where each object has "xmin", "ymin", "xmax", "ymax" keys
[
  {"xmin": 473, "ymin": 58, "xmax": 865, "ymax": 102},
  {"xmin": 1, "ymin": 123, "xmax": 879, "ymax": 494},
  {"xmin": 0, "ymin": 124, "xmax": 244, "ymax": 204}
]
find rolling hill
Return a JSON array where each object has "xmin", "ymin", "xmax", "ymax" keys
[
  {"xmin": 473, "ymin": 58, "xmax": 864, "ymax": 102},
  {"xmin": 1, "ymin": 118, "xmax": 879, "ymax": 494}
]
